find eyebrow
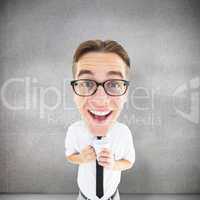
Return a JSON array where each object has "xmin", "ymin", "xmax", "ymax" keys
[
  {"xmin": 77, "ymin": 69, "xmax": 94, "ymax": 78},
  {"xmin": 107, "ymin": 71, "xmax": 124, "ymax": 79},
  {"xmin": 77, "ymin": 69, "xmax": 124, "ymax": 79}
]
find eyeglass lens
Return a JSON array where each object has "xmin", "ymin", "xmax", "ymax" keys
[{"xmin": 72, "ymin": 79, "xmax": 128, "ymax": 96}]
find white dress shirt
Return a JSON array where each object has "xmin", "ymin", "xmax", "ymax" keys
[{"xmin": 65, "ymin": 120, "xmax": 135, "ymax": 200}]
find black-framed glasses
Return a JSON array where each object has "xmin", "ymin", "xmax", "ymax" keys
[{"xmin": 70, "ymin": 79, "xmax": 130, "ymax": 97}]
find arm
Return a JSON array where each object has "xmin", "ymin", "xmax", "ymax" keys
[
  {"xmin": 112, "ymin": 159, "xmax": 134, "ymax": 171},
  {"xmin": 66, "ymin": 152, "xmax": 84, "ymax": 165},
  {"xmin": 98, "ymin": 148, "xmax": 134, "ymax": 171},
  {"xmin": 112, "ymin": 127, "xmax": 136, "ymax": 171},
  {"xmin": 66, "ymin": 145, "xmax": 96, "ymax": 165}
]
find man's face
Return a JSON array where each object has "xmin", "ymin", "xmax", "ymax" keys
[{"xmin": 73, "ymin": 52, "xmax": 129, "ymax": 136}]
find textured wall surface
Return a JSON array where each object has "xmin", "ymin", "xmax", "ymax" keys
[{"xmin": 0, "ymin": 0, "xmax": 200, "ymax": 194}]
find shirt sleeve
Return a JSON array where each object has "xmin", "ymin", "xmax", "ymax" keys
[
  {"xmin": 64, "ymin": 126, "xmax": 77, "ymax": 157},
  {"xmin": 122, "ymin": 127, "xmax": 136, "ymax": 164}
]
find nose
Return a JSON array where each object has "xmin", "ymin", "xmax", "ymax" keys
[
  {"xmin": 89, "ymin": 85, "xmax": 109, "ymax": 109},
  {"xmin": 92, "ymin": 85, "xmax": 108, "ymax": 100}
]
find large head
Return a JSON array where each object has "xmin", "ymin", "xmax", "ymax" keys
[{"xmin": 71, "ymin": 40, "xmax": 131, "ymax": 136}]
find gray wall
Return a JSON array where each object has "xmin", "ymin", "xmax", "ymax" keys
[{"xmin": 0, "ymin": 0, "xmax": 200, "ymax": 194}]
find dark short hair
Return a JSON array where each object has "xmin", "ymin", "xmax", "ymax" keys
[{"xmin": 72, "ymin": 39, "xmax": 130, "ymax": 77}]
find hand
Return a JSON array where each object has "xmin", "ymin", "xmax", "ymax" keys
[
  {"xmin": 98, "ymin": 148, "xmax": 115, "ymax": 169},
  {"xmin": 80, "ymin": 145, "xmax": 96, "ymax": 163}
]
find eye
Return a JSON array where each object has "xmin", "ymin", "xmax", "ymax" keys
[
  {"xmin": 84, "ymin": 80, "xmax": 94, "ymax": 88},
  {"xmin": 109, "ymin": 80, "xmax": 121, "ymax": 88}
]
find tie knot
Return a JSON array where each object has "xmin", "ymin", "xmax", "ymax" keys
[{"xmin": 97, "ymin": 136, "xmax": 102, "ymax": 140}]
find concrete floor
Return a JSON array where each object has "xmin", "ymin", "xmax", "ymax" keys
[{"xmin": 0, "ymin": 194, "xmax": 200, "ymax": 200}]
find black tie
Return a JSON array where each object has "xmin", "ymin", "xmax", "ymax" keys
[{"xmin": 96, "ymin": 136, "xmax": 104, "ymax": 198}]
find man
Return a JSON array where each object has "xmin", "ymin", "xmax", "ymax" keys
[{"xmin": 65, "ymin": 40, "xmax": 135, "ymax": 200}]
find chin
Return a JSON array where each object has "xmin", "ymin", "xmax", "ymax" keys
[{"xmin": 82, "ymin": 109, "xmax": 119, "ymax": 136}]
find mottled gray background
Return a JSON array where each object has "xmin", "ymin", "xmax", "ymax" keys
[{"xmin": 0, "ymin": 0, "xmax": 200, "ymax": 194}]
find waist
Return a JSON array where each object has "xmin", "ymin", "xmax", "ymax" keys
[{"xmin": 79, "ymin": 188, "xmax": 118, "ymax": 200}]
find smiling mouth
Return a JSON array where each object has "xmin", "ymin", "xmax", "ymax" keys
[{"xmin": 88, "ymin": 110, "xmax": 113, "ymax": 122}]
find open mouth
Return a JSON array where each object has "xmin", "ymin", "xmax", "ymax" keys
[{"xmin": 88, "ymin": 110, "xmax": 113, "ymax": 122}]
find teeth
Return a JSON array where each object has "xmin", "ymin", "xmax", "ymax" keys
[{"xmin": 89, "ymin": 110, "xmax": 111, "ymax": 116}]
